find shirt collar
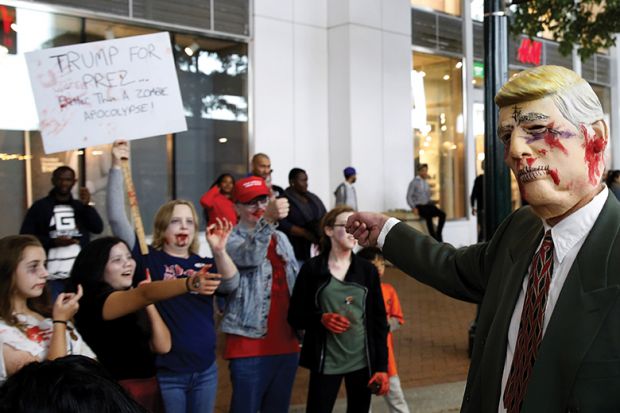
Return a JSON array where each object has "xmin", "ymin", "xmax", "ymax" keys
[{"xmin": 542, "ymin": 186, "xmax": 608, "ymax": 263}]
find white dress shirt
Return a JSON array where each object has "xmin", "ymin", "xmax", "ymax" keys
[{"xmin": 377, "ymin": 188, "xmax": 609, "ymax": 412}]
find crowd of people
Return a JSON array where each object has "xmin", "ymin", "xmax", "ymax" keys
[
  {"xmin": 3, "ymin": 64, "xmax": 620, "ymax": 413},
  {"xmin": 0, "ymin": 141, "xmax": 409, "ymax": 413}
]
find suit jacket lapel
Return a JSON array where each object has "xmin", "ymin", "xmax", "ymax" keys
[
  {"xmin": 521, "ymin": 194, "xmax": 620, "ymax": 411},
  {"xmin": 480, "ymin": 222, "xmax": 543, "ymax": 413}
]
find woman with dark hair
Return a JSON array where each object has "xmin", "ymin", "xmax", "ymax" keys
[
  {"xmin": 200, "ymin": 173, "xmax": 237, "ymax": 226},
  {"xmin": 606, "ymin": 169, "xmax": 620, "ymax": 201},
  {"xmin": 71, "ymin": 236, "xmax": 216, "ymax": 412},
  {"xmin": 0, "ymin": 235, "xmax": 94, "ymax": 383},
  {"xmin": 288, "ymin": 206, "xmax": 389, "ymax": 413},
  {"xmin": 279, "ymin": 167, "xmax": 327, "ymax": 265}
]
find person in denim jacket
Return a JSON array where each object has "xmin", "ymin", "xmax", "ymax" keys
[{"xmin": 221, "ymin": 176, "xmax": 300, "ymax": 413}]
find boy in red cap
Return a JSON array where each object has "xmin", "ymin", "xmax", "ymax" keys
[{"xmin": 221, "ymin": 176, "xmax": 301, "ymax": 413}]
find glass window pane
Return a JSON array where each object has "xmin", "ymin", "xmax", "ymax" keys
[
  {"xmin": 214, "ymin": 0, "xmax": 249, "ymax": 36},
  {"xmin": 133, "ymin": 0, "xmax": 211, "ymax": 31},
  {"xmin": 412, "ymin": 52, "xmax": 465, "ymax": 219},
  {"xmin": 131, "ymin": 137, "xmax": 170, "ymax": 230},
  {"xmin": 411, "ymin": 0, "xmax": 461, "ymax": 16},
  {"xmin": 0, "ymin": 131, "xmax": 26, "ymax": 237},
  {"xmin": 173, "ymin": 34, "xmax": 248, "ymax": 223},
  {"xmin": 411, "ymin": 9, "xmax": 437, "ymax": 49}
]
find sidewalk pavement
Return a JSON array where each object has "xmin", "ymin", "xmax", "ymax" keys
[
  {"xmin": 213, "ymin": 265, "xmax": 476, "ymax": 412},
  {"xmin": 290, "ymin": 380, "xmax": 465, "ymax": 413}
]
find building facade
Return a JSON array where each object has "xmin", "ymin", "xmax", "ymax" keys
[{"xmin": 0, "ymin": 0, "xmax": 618, "ymax": 247}]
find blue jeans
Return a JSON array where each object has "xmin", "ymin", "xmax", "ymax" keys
[
  {"xmin": 157, "ymin": 362, "xmax": 217, "ymax": 413},
  {"xmin": 229, "ymin": 353, "xmax": 299, "ymax": 413}
]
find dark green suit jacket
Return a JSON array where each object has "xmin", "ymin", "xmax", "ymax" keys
[{"xmin": 383, "ymin": 193, "xmax": 620, "ymax": 413}]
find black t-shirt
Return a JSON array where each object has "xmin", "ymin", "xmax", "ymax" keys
[{"xmin": 75, "ymin": 285, "xmax": 157, "ymax": 380}]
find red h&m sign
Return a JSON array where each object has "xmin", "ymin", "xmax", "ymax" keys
[
  {"xmin": 517, "ymin": 38, "xmax": 542, "ymax": 65},
  {"xmin": 0, "ymin": 5, "xmax": 16, "ymax": 54}
]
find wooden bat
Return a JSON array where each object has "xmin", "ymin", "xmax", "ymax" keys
[{"xmin": 120, "ymin": 159, "xmax": 148, "ymax": 255}]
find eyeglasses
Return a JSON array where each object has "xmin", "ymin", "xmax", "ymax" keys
[{"xmin": 242, "ymin": 196, "xmax": 269, "ymax": 211}]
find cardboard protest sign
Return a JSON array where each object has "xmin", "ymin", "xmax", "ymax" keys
[{"xmin": 25, "ymin": 32, "xmax": 187, "ymax": 154}]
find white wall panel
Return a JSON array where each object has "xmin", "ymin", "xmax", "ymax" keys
[
  {"xmin": 293, "ymin": 0, "xmax": 327, "ymax": 27},
  {"xmin": 253, "ymin": 16, "xmax": 295, "ymax": 188},
  {"xmin": 381, "ymin": 0, "xmax": 410, "ymax": 35},
  {"xmin": 382, "ymin": 31, "xmax": 413, "ymax": 210},
  {"xmin": 349, "ymin": 0, "xmax": 382, "ymax": 29},
  {"xmin": 254, "ymin": 0, "xmax": 293, "ymax": 21},
  {"xmin": 349, "ymin": 25, "xmax": 384, "ymax": 213},
  {"xmin": 293, "ymin": 24, "xmax": 330, "ymax": 203},
  {"xmin": 327, "ymin": 25, "xmax": 352, "ymax": 207}
]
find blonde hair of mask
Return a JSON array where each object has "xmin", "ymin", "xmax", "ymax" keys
[{"xmin": 495, "ymin": 65, "xmax": 604, "ymax": 129}]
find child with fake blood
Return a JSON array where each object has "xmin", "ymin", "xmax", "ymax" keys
[
  {"xmin": 288, "ymin": 205, "xmax": 389, "ymax": 413},
  {"xmin": 0, "ymin": 235, "xmax": 95, "ymax": 383},
  {"xmin": 107, "ymin": 140, "xmax": 239, "ymax": 413},
  {"xmin": 220, "ymin": 176, "xmax": 300, "ymax": 412}
]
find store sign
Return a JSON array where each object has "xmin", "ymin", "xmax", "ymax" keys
[
  {"xmin": 25, "ymin": 32, "xmax": 187, "ymax": 154},
  {"xmin": 516, "ymin": 38, "xmax": 542, "ymax": 66},
  {"xmin": 473, "ymin": 61, "xmax": 484, "ymax": 78},
  {"xmin": 0, "ymin": 5, "xmax": 17, "ymax": 54}
]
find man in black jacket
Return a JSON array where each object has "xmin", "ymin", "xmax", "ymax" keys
[{"xmin": 20, "ymin": 166, "xmax": 103, "ymax": 299}]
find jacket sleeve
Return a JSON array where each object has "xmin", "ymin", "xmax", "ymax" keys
[
  {"xmin": 74, "ymin": 201, "xmax": 104, "ymax": 234},
  {"xmin": 334, "ymin": 183, "xmax": 345, "ymax": 205},
  {"xmin": 368, "ymin": 266, "xmax": 389, "ymax": 373},
  {"xmin": 199, "ymin": 185, "xmax": 220, "ymax": 209},
  {"xmin": 406, "ymin": 180, "xmax": 416, "ymax": 209},
  {"xmin": 288, "ymin": 262, "xmax": 322, "ymax": 330},
  {"xmin": 226, "ymin": 218, "xmax": 275, "ymax": 268},
  {"xmin": 106, "ymin": 168, "xmax": 136, "ymax": 249},
  {"xmin": 20, "ymin": 202, "xmax": 53, "ymax": 251},
  {"xmin": 382, "ymin": 208, "xmax": 520, "ymax": 304}
]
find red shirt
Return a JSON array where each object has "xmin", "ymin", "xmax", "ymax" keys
[
  {"xmin": 199, "ymin": 186, "xmax": 237, "ymax": 226},
  {"xmin": 381, "ymin": 282, "xmax": 405, "ymax": 376},
  {"xmin": 224, "ymin": 237, "xmax": 299, "ymax": 359}
]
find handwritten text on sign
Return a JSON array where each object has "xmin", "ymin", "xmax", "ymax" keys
[{"xmin": 25, "ymin": 32, "xmax": 187, "ymax": 154}]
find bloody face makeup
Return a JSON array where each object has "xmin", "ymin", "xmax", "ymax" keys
[
  {"xmin": 163, "ymin": 205, "xmax": 196, "ymax": 251},
  {"xmin": 498, "ymin": 96, "xmax": 606, "ymax": 220},
  {"xmin": 236, "ymin": 196, "xmax": 269, "ymax": 227}
]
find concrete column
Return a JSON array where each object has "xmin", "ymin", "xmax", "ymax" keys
[
  {"xmin": 252, "ymin": 0, "xmax": 330, "ymax": 202},
  {"xmin": 327, "ymin": 0, "xmax": 412, "ymax": 212},
  {"xmin": 253, "ymin": 0, "xmax": 412, "ymax": 210}
]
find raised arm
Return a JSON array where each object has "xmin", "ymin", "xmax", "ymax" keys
[
  {"xmin": 47, "ymin": 286, "xmax": 83, "ymax": 360},
  {"xmin": 205, "ymin": 218, "xmax": 239, "ymax": 293},
  {"xmin": 101, "ymin": 271, "xmax": 219, "ymax": 321},
  {"xmin": 107, "ymin": 141, "xmax": 135, "ymax": 248}
]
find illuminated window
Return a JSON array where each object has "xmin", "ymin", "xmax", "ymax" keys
[{"xmin": 412, "ymin": 52, "xmax": 465, "ymax": 219}]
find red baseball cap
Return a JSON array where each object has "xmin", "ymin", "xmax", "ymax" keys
[{"xmin": 233, "ymin": 176, "xmax": 271, "ymax": 203}]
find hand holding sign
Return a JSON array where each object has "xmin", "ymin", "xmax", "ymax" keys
[{"xmin": 25, "ymin": 32, "xmax": 186, "ymax": 154}]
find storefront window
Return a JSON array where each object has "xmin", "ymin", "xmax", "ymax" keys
[
  {"xmin": 0, "ymin": 5, "xmax": 249, "ymax": 235},
  {"xmin": 411, "ymin": 0, "xmax": 461, "ymax": 16},
  {"xmin": 411, "ymin": 52, "xmax": 466, "ymax": 219}
]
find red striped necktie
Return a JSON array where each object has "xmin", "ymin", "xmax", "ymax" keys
[{"xmin": 503, "ymin": 230, "xmax": 554, "ymax": 413}]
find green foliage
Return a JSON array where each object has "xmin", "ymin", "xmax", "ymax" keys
[{"xmin": 510, "ymin": 0, "xmax": 620, "ymax": 61}]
